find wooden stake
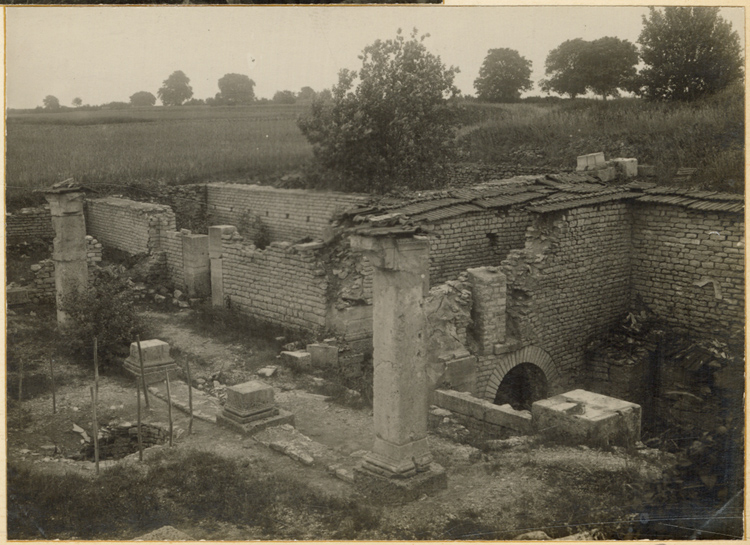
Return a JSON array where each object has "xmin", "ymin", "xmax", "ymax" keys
[
  {"xmin": 90, "ymin": 386, "xmax": 99, "ymax": 475},
  {"xmin": 185, "ymin": 359, "xmax": 194, "ymax": 435},
  {"xmin": 93, "ymin": 336, "xmax": 99, "ymax": 398},
  {"xmin": 165, "ymin": 370, "xmax": 173, "ymax": 447},
  {"xmin": 50, "ymin": 358, "xmax": 56, "ymax": 415},
  {"xmin": 136, "ymin": 381, "xmax": 144, "ymax": 462},
  {"xmin": 17, "ymin": 359, "xmax": 24, "ymax": 429},
  {"xmin": 136, "ymin": 335, "xmax": 150, "ymax": 408}
]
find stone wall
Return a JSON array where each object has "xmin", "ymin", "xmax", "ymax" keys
[
  {"xmin": 161, "ymin": 230, "xmax": 186, "ymax": 290},
  {"xmin": 218, "ymin": 227, "xmax": 329, "ymax": 331},
  {"xmin": 631, "ymin": 203, "xmax": 744, "ymax": 337},
  {"xmin": 476, "ymin": 202, "xmax": 634, "ymax": 397},
  {"xmin": 207, "ymin": 183, "xmax": 369, "ymax": 243},
  {"xmin": 428, "ymin": 209, "xmax": 531, "ymax": 285},
  {"xmin": 6, "ymin": 206, "xmax": 54, "ymax": 243},
  {"xmin": 31, "ymin": 236, "xmax": 103, "ymax": 303},
  {"xmin": 85, "ymin": 197, "xmax": 176, "ymax": 255}
]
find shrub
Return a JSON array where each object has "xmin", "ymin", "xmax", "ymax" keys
[{"xmin": 60, "ymin": 266, "xmax": 144, "ymax": 369}]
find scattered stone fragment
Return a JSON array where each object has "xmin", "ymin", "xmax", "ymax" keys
[
  {"xmin": 257, "ymin": 366, "xmax": 277, "ymax": 378},
  {"xmin": 515, "ymin": 530, "xmax": 551, "ymax": 540}
]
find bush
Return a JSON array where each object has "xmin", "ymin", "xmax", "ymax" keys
[{"xmin": 60, "ymin": 266, "xmax": 144, "ymax": 369}]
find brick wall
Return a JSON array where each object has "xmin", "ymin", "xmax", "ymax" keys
[
  {"xmin": 479, "ymin": 202, "xmax": 634, "ymax": 395},
  {"xmin": 161, "ymin": 230, "xmax": 186, "ymax": 290},
  {"xmin": 85, "ymin": 197, "xmax": 176, "ymax": 255},
  {"xmin": 207, "ymin": 183, "xmax": 368, "ymax": 243},
  {"xmin": 428, "ymin": 209, "xmax": 531, "ymax": 284},
  {"xmin": 631, "ymin": 203, "xmax": 744, "ymax": 336},
  {"xmin": 219, "ymin": 228, "xmax": 329, "ymax": 331},
  {"xmin": 31, "ymin": 236, "xmax": 103, "ymax": 303},
  {"xmin": 6, "ymin": 206, "xmax": 54, "ymax": 243}
]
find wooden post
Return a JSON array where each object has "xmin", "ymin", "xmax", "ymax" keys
[
  {"xmin": 165, "ymin": 370, "xmax": 173, "ymax": 447},
  {"xmin": 17, "ymin": 359, "xmax": 24, "ymax": 429},
  {"xmin": 93, "ymin": 336, "xmax": 99, "ymax": 398},
  {"xmin": 50, "ymin": 358, "xmax": 56, "ymax": 415},
  {"xmin": 185, "ymin": 359, "xmax": 194, "ymax": 435},
  {"xmin": 136, "ymin": 381, "xmax": 144, "ymax": 462},
  {"xmin": 90, "ymin": 386, "xmax": 99, "ymax": 475},
  {"xmin": 136, "ymin": 335, "xmax": 150, "ymax": 408}
]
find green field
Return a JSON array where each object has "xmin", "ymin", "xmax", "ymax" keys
[
  {"xmin": 6, "ymin": 103, "xmax": 313, "ymax": 205},
  {"xmin": 6, "ymin": 87, "xmax": 744, "ymax": 209}
]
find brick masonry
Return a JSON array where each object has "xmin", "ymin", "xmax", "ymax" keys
[
  {"xmin": 6, "ymin": 206, "xmax": 54, "ymax": 244},
  {"xmin": 631, "ymin": 203, "xmax": 744, "ymax": 337},
  {"xmin": 85, "ymin": 197, "xmax": 176, "ymax": 255},
  {"xmin": 207, "ymin": 183, "xmax": 369, "ymax": 243},
  {"xmin": 31, "ymin": 236, "xmax": 103, "ymax": 303}
]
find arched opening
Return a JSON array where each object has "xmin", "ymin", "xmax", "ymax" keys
[{"xmin": 493, "ymin": 362, "xmax": 548, "ymax": 411}]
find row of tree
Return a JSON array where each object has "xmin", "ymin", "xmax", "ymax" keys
[{"xmin": 475, "ymin": 7, "xmax": 743, "ymax": 102}]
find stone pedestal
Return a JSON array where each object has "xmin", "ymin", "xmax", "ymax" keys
[
  {"xmin": 216, "ymin": 380, "xmax": 294, "ymax": 435},
  {"xmin": 350, "ymin": 234, "xmax": 446, "ymax": 498},
  {"xmin": 44, "ymin": 188, "xmax": 88, "ymax": 325},
  {"xmin": 123, "ymin": 339, "xmax": 180, "ymax": 384}
]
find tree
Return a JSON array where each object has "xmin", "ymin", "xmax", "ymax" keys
[
  {"xmin": 157, "ymin": 70, "xmax": 193, "ymax": 106},
  {"xmin": 216, "ymin": 73, "xmax": 256, "ymax": 105},
  {"xmin": 541, "ymin": 37, "xmax": 638, "ymax": 99},
  {"xmin": 298, "ymin": 86, "xmax": 316, "ymax": 101},
  {"xmin": 272, "ymin": 90, "xmax": 297, "ymax": 104},
  {"xmin": 298, "ymin": 28, "xmax": 460, "ymax": 193},
  {"xmin": 637, "ymin": 7, "xmax": 743, "ymax": 101},
  {"xmin": 129, "ymin": 91, "xmax": 156, "ymax": 107},
  {"xmin": 474, "ymin": 48, "xmax": 532, "ymax": 102},
  {"xmin": 72, "ymin": 97, "xmax": 82, "ymax": 107},
  {"xmin": 43, "ymin": 95, "xmax": 60, "ymax": 110}
]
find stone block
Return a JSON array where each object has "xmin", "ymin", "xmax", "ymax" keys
[
  {"xmin": 532, "ymin": 389, "xmax": 641, "ymax": 447},
  {"xmin": 126, "ymin": 339, "xmax": 173, "ymax": 367},
  {"xmin": 225, "ymin": 380, "xmax": 275, "ymax": 415},
  {"xmin": 576, "ymin": 152, "xmax": 605, "ymax": 171},
  {"xmin": 216, "ymin": 408, "xmax": 294, "ymax": 436},
  {"xmin": 593, "ymin": 166, "xmax": 616, "ymax": 182},
  {"xmin": 280, "ymin": 350, "xmax": 311, "ymax": 367},
  {"xmin": 7, "ymin": 286, "xmax": 31, "ymax": 306},
  {"xmin": 443, "ymin": 355, "xmax": 477, "ymax": 395},
  {"xmin": 354, "ymin": 462, "xmax": 447, "ymax": 503},
  {"xmin": 612, "ymin": 158, "xmax": 638, "ymax": 178},
  {"xmin": 306, "ymin": 343, "xmax": 339, "ymax": 368}
]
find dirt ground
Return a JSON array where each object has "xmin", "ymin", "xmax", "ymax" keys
[{"xmin": 6, "ymin": 304, "xmax": 695, "ymax": 540}]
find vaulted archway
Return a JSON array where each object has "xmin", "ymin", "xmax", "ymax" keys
[{"xmin": 483, "ymin": 345, "xmax": 559, "ymax": 404}]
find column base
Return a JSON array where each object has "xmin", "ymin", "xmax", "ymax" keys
[
  {"xmin": 353, "ymin": 462, "xmax": 447, "ymax": 503},
  {"xmin": 216, "ymin": 408, "xmax": 295, "ymax": 436}
]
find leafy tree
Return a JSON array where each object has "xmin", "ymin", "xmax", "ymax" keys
[
  {"xmin": 272, "ymin": 90, "xmax": 297, "ymax": 104},
  {"xmin": 474, "ymin": 48, "xmax": 532, "ymax": 102},
  {"xmin": 157, "ymin": 70, "xmax": 193, "ymax": 106},
  {"xmin": 541, "ymin": 37, "xmax": 638, "ymax": 99},
  {"xmin": 298, "ymin": 28, "xmax": 460, "ymax": 193},
  {"xmin": 129, "ymin": 91, "xmax": 156, "ymax": 107},
  {"xmin": 216, "ymin": 73, "xmax": 256, "ymax": 105},
  {"xmin": 637, "ymin": 7, "xmax": 743, "ymax": 101},
  {"xmin": 298, "ymin": 86, "xmax": 316, "ymax": 100},
  {"xmin": 43, "ymin": 95, "xmax": 60, "ymax": 110},
  {"xmin": 72, "ymin": 97, "xmax": 82, "ymax": 107},
  {"xmin": 184, "ymin": 98, "xmax": 206, "ymax": 106}
]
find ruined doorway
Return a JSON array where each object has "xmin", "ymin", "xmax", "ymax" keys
[{"xmin": 493, "ymin": 362, "xmax": 548, "ymax": 411}]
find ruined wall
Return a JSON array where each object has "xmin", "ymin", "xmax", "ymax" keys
[
  {"xmin": 631, "ymin": 203, "xmax": 744, "ymax": 337},
  {"xmin": 480, "ymin": 202, "xmax": 633, "ymax": 395},
  {"xmin": 6, "ymin": 206, "xmax": 54, "ymax": 243},
  {"xmin": 85, "ymin": 198, "xmax": 176, "ymax": 255},
  {"xmin": 428, "ymin": 209, "xmax": 531, "ymax": 284},
  {"xmin": 161, "ymin": 230, "xmax": 186, "ymax": 290},
  {"xmin": 31, "ymin": 236, "xmax": 103, "ymax": 303},
  {"xmin": 219, "ymin": 228, "xmax": 329, "ymax": 331},
  {"xmin": 207, "ymin": 183, "xmax": 368, "ymax": 243}
]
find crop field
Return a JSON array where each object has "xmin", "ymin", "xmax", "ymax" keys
[{"xmin": 6, "ymin": 103, "xmax": 313, "ymax": 205}]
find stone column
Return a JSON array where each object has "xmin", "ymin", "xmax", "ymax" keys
[
  {"xmin": 44, "ymin": 188, "xmax": 88, "ymax": 325},
  {"xmin": 182, "ymin": 233, "xmax": 210, "ymax": 298},
  {"xmin": 350, "ymin": 233, "xmax": 446, "ymax": 500}
]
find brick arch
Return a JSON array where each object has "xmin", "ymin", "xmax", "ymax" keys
[{"xmin": 483, "ymin": 345, "xmax": 559, "ymax": 402}]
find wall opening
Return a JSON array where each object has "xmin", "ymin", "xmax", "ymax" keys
[{"xmin": 493, "ymin": 362, "xmax": 548, "ymax": 411}]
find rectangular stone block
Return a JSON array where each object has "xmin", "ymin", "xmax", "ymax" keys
[
  {"xmin": 612, "ymin": 158, "xmax": 638, "ymax": 178},
  {"xmin": 594, "ymin": 166, "xmax": 616, "ymax": 182},
  {"xmin": 126, "ymin": 339, "xmax": 173, "ymax": 367},
  {"xmin": 280, "ymin": 350, "xmax": 312, "ymax": 367},
  {"xmin": 532, "ymin": 389, "xmax": 641, "ymax": 447},
  {"xmin": 225, "ymin": 380, "xmax": 275, "ymax": 414},
  {"xmin": 306, "ymin": 343, "xmax": 339, "ymax": 368},
  {"xmin": 576, "ymin": 152, "xmax": 605, "ymax": 171}
]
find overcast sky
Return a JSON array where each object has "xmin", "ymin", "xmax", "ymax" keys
[{"xmin": 5, "ymin": 6, "xmax": 745, "ymax": 109}]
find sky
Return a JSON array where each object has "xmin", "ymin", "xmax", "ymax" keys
[{"xmin": 5, "ymin": 5, "xmax": 745, "ymax": 109}]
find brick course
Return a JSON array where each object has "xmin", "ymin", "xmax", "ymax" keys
[{"xmin": 6, "ymin": 206, "xmax": 54, "ymax": 243}]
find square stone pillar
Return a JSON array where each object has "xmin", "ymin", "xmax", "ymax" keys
[
  {"xmin": 182, "ymin": 233, "xmax": 209, "ymax": 298},
  {"xmin": 44, "ymin": 187, "xmax": 88, "ymax": 325},
  {"xmin": 209, "ymin": 225, "xmax": 235, "ymax": 308},
  {"xmin": 467, "ymin": 267, "xmax": 507, "ymax": 354},
  {"xmin": 350, "ymin": 233, "xmax": 446, "ymax": 500}
]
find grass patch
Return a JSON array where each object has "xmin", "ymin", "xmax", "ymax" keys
[{"xmin": 8, "ymin": 448, "xmax": 380, "ymax": 540}]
